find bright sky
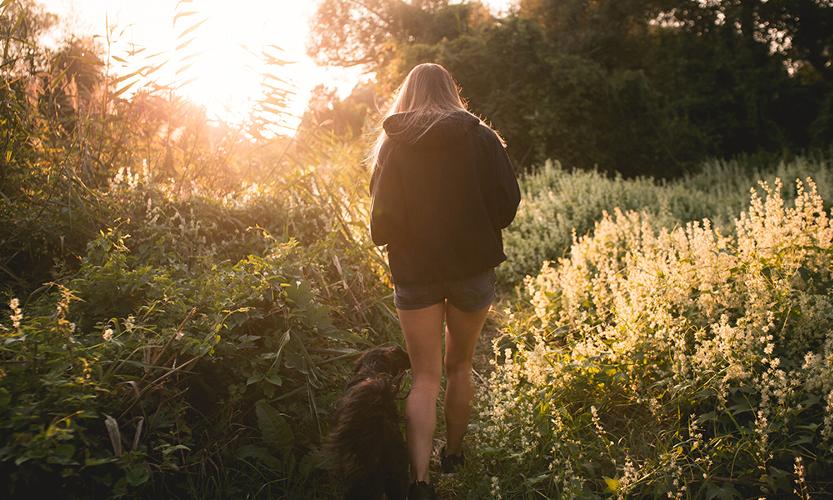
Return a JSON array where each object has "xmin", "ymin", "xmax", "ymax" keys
[{"xmin": 38, "ymin": 0, "xmax": 513, "ymax": 133}]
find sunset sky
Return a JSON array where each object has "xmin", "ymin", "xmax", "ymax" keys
[{"xmin": 38, "ymin": 0, "xmax": 513, "ymax": 131}]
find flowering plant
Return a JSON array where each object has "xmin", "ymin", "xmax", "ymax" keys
[{"xmin": 474, "ymin": 178, "xmax": 833, "ymax": 498}]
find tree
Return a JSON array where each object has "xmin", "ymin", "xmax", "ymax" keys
[
  {"xmin": 0, "ymin": 0, "xmax": 57, "ymax": 76},
  {"xmin": 299, "ymin": 83, "xmax": 378, "ymax": 140},
  {"xmin": 307, "ymin": 0, "xmax": 492, "ymax": 71},
  {"xmin": 761, "ymin": 0, "xmax": 833, "ymax": 84},
  {"xmin": 307, "ymin": 0, "xmax": 833, "ymax": 176}
]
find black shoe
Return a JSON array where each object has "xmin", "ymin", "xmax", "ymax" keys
[
  {"xmin": 440, "ymin": 445, "xmax": 465, "ymax": 473},
  {"xmin": 408, "ymin": 481, "xmax": 436, "ymax": 500}
]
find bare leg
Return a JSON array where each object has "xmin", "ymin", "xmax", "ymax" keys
[
  {"xmin": 398, "ymin": 302, "xmax": 444, "ymax": 482},
  {"xmin": 443, "ymin": 302, "xmax": 490, "ymax": 455}
]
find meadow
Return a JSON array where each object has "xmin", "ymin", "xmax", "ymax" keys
[
  {"xmin": 457, "ymin": 161, "xmax": 833, "ymax": 498},
  {"xmin": 4, "ymin": 1, "xmax": 833, "ymax": 498},
  {"xmin": 4, "ymin": 136, "xmax": 833, "ymax": 498}
]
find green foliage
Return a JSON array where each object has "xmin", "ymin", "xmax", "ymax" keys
[
  {"xmin": 311, "ymin": 0, "xmax": 833, "ymax": 175},
  {"xmin": 307, "ymin": 0, "xmax": 491, "ymax": 68},
  {"xmin": 1, "ymin": 5, "xmax": 401, "ymax": 495},
  {"xmin": 5, "ymin": 1, "xmax": 833, "ymax": 498},
  {"xmin": 299, "ymin": 83, "xmax": 378, "ymax": 140},
  {"xmin": 0, "ymin": 170, "xmax": 397, "ymax": 498},
  {"xmin": 457, "ymin": 177, "xmax": 833, "ymax": 498},
  {"xmin": 500, "ymin": 155, "xmax": 833, "ymax": 287}
]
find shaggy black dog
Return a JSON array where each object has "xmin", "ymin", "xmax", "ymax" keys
[{"xmin": 323, "ymin": 345, "xmax": 411, "ymax": 500}]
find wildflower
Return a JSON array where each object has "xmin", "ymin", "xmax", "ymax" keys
[
  {"xmin": 618, "ymin": 457, "xmax": 638, "ymax": 496},
  {"xmin": 648, "ymin": 397, "xmax": 662, "ymax": 416},
  {"xmin": 688, "ymin": 414, "xmax": 703, "ymax": 450},
  {"xmin": 824, "ymin": 390, "xmax": 833, "ymax": 441},
  {"xmin": 124, "ymin": 315, "xmax": 135, "ymax": 332},
  {"xmin": 590, "ymin": 405, "xmax": 605, "ymax": 435},
  {"xmin": 9, "ymin": 298, "xmax": 22, "ymax": 329},
  {"xmin": 490, "ymin": 476, "xmax": 502, "ymax": 499},
  {"xmin": 794, "ymin": 456, "xmax": 809, "ymax": 500},
  {"xmin": 102, "ymin": 328, "xmax": 114, "ymax": 341},
  {"xmin": 477, "ymin": 176, "xmax": 833, "ymax": 497}
]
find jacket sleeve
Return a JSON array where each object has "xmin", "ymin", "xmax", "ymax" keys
[
  {"xmin": 369, "ymin": 152, "xmax": 404, "ymax": 246},
  {"xmin": 480, "ymin": 127, "xmax": 521, "ymax": 229}
]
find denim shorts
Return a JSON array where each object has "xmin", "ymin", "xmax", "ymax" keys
[{"xmin": 393, "ymin": 268, "xmax": 496, "ymax": 312}]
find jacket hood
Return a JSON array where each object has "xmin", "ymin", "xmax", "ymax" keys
[{"xmin": 383, "ymin": 110, "xmax": 480, "ymax": 145}]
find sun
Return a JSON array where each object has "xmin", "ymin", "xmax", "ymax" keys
[
  {"xmin": 39, "ymin": 0, "xmax": 362, "ymax": 132},
  {"xmin": 38, "ymin": 0, "xmax": 513, "ymax": 132},
  {"xmin": 155, "ymin": 0, "xmax": 328, "ymax": 129}
]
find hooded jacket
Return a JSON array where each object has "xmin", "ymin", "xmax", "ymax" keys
[{"xmin": 370, "ymin": 110, "xmax": 521, "ymax": 285}]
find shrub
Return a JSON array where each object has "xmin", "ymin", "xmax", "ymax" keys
[
  {"xmin": 0, "ymin": 166, "xmax": 397, "ymax": 499},
  {"xmin": 470, "ymin": 177, "xmax": 833, "ymax": 498},
  {"xmin": 500, "ymin": 155, "xmax": 833, "ymax": 287}
]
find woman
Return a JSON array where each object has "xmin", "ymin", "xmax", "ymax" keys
[{"xmin": 369, "ymin": 63, "xmax": 521, "ymax": 499}]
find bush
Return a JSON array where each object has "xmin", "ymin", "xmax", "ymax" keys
[
  {"xmin": 500, "ymin": 155, "xmax": 833, "ymax": 287},
  {"xmin": 0, "ymin": 167, "xmax": 398, "ymax": 499},
  {"xmin": 466, "ymin": 178, "xmax": 833, "ymax": 498}
]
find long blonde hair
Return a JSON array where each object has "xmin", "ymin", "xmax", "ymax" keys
[{"xmin": 368, "ymin": 63, "xmax": 474, "ymax": 169}]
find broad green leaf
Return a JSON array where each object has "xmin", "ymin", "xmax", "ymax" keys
[
  {"xmin": 125, "ymin": 463, "xmax": 151, "ymax": 486},
  {"xmin": 255, "ymin": 399, "xmax": 293, "ymax": 452}
]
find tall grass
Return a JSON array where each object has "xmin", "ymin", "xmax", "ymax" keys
[
  {"xmin": 1, "ymin": 4, "xmax": 408, "ymax": 497},
  {"xmin": 0, "ymin": 146, "xmax": 402, "ymax": 498}
]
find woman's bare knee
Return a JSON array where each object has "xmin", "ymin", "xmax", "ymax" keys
[
  {"xmin": 412, "ymin": 371, "xmax": 442, "ymax": 395},
  {"xmin": 444, "ymin": 303, "xmax": 489, "ymax": 378},
  {"xmin": 443, "ymin": 357, "xmax": 472, "ymax": 379}
]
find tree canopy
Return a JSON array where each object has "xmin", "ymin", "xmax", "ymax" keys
[{"xmin": 308, "ymin": 0, "xmax": 833, "ymax": 177}]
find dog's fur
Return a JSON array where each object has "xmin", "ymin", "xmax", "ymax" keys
[{"xmin": 323, "ymin": 345, "xmax": 411, "ymax": 500}]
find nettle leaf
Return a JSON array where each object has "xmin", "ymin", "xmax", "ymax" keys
[
  {"xmin": 765, "ymin": 465, "xmax": 793, "ymax": 493},
  {"xmin": 283, "ymin": 279, "xmax": 335, "ymax": 333},
  {"xmin": 284, "ymin": 279, "xmax": 312, "ymax": 307},
  {"xmin": 255, "ymin": 399, "xmax": 293, "ymax": 452},
  {"xmin": 49, "ymin": 443, "xmax": 77, "ymax": 465},
  {"xmin": 125, "ymin": 463, "xmax": 151, "ymax": 487},
  {"xmin": 524, "ymin": 473, "xmax": 550, "ymax": 486},
  {"xmin": 265, "ymin": 371, "xmax": 282, "ymax": 386}
]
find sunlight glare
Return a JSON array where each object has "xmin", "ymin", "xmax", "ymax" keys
[
  {"xmin": 38, "ymin": 0, "xmax": 363, "ymax": 133},
  {"xmin": 38, "ymin": 0, "xmax": 514, "ymax": 132}
]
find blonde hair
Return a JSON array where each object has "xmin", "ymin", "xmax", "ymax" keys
[{"xmin": 368, "ymin": 63, "xmax": 475, "ymax": 169}]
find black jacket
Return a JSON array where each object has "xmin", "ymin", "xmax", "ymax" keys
[{"xmin": 369, "ymin": 110, "xmax": 521, "ymax": 285}]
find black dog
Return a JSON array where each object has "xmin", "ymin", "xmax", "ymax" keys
[{"xmin": 323, "ymin": 345, "xmax": 411, "ymax": 500}]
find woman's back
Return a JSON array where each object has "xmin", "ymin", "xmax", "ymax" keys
[{"xmin": 370, "ymin": 110, "xmax": 520, "ymax": 284}]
